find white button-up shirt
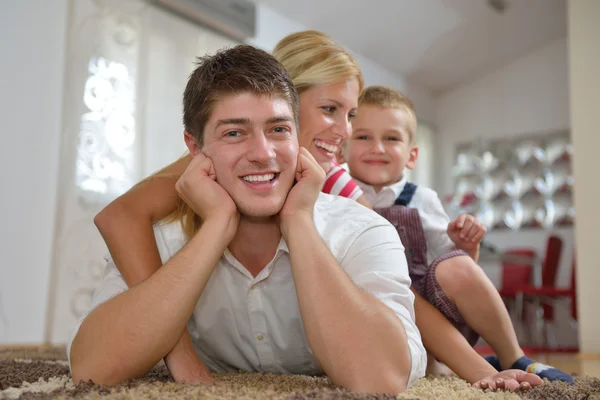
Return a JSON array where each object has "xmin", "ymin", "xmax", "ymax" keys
[
  {"xmin": 67, "ymin": 193, "xmax": 426, "ymax": 387},
  {"xmin": 355, "ymin": 177, "xmax": 457, "ymax": 266}
]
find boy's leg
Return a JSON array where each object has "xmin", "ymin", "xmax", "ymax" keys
[
  {"xmin": 431, "ymin": 255, "xmax": 573, "ymax": 383},
  {"xmin": 433, "ymin": 255, "xmax": 523, "ymax": 369}
]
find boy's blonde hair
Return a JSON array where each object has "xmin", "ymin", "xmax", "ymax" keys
[
  {"xmin": 273, "ymin": 30, "xmax": 364, "ymax": 95},
  {"xmin": 358, "ymin": 86, "xmax": 417, "ymax": 141}
]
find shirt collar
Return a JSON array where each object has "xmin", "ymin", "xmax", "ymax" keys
[
  {"xmin": 354, "ymin": 176, "xmax": 407, "ymax": 206},
  {"xmin": 223, "ymin": 235, "xmax": 289, "ymax": 282}
]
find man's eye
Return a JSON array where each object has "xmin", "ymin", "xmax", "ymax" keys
[
  {"xmin": 225, "ymin": 131, "xmax": 241, "ymax": 137},
  {"xmin": 273, "ymin": 126, "xmax": 290, "ymax": 133}
]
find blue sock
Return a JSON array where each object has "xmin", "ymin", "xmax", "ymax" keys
[
  {"xmin": 485, "ymin": 355, "xmax": 574, "ymax": 384},
  {"xmin": 484, "ymin": 355, "xmax": 502, "ymax": 371}
]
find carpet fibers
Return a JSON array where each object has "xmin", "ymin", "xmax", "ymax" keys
[{"xmin": 1, "ymin": 347, "xmax": 598, "ymax": 399}]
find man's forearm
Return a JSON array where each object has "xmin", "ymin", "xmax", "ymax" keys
[
  {"xmin": 96, "ymin": 208, "xmax": 204, "ymax": 379},
  {"xmin": 70, "ymin": 218, "xmax": 231, "ymax": 384},
  {"xmin": 283, "ymin": 215, "xmax": 411, "ymax": 393},
  {"xmin": 413, "ymin": 290, "xmax": 494, "ymax": 383}
]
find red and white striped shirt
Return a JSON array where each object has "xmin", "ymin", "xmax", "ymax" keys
[{"xmin": 321, "ymin": 163, "xmax": 363, "ymax": 201}]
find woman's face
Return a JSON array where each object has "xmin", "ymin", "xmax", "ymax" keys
[{"xmin": 298, "ymin": 79, "xmax": 360, "ymax": 171}]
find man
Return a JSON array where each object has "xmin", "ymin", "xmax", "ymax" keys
[{"xmin": 68, "ymin": 45, "xmax": 425, "ymax": 393}]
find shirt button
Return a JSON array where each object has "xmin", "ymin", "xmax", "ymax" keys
[{"xmin": 256, "ymin": 334, "xmax": 264, "ymax": 341}]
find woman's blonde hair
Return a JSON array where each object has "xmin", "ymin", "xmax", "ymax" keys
[
  {"xmin": 161, "ymin": 31, "xmax": 364, "ymax": 240},
  {"xmin": 273, "ymin": 30, "xmax": 364, "ymax": 95}
]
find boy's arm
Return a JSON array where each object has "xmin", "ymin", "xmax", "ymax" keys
[
  {"xmin": 94, "ymin": 154, "xmax": 211, "ymax": 383},
  {"xmin": 418, "ymin": 189, "xmax": 481, "ymax": 262}
]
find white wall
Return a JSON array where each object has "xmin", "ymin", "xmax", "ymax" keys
[
  {"xmin": 435, "ymin": 38, "xmax": 574, "ymax": 291},
  {"xmin": 0, "ymin": 0, "xmax": 68, "ymax": 343},
  {"xmin": 435, "ymin": 37, "xmax": 569, "ymax": 196},
  {"xmin": 568, "ymin": 0, "xmax": 600, "ymax": 353},
  {"xmin": 249, "ymin": 4, "xmax": 436, "ymax": 124}
]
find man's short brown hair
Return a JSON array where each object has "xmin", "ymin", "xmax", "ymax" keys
[
  {"xmin": 358, "ymin": 85, "xmax": 417, "ymax": 141},
  {"xmin": 183, "ymin": 45, "xmax": 299, "ymax": 148}
]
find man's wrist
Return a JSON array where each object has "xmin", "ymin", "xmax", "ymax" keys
[
  {"xmin": 201, "ymin": 214, "xmax": 237, "ymax": 241},
  {"xmin": 280, "ymin": 211, "xmax": 314, "ymax": 239}
]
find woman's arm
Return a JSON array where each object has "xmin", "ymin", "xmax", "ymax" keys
[
  {"xmin": 94, "ymin": 155, "xmax": 191, "ymax": 285},
  {"xmin": 355, "ymin": 194, "xmax": 372, "ymax": 209},
  {"xmin": 94, "ymin": 155, "xmax": 213, "ymax": 383},
  {"xmin": 412, "ymin": 289, "xmax": 497, "ymax": 384}
]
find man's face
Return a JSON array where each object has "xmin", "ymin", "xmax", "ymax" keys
[{"xmin": 199, "ymin": 93, "xmax": 298, "ymax": 218}]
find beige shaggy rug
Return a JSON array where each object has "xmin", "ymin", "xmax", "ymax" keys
[{"xmin": 1, "ymin": 347, "xmax": 598, "ymax": 399}]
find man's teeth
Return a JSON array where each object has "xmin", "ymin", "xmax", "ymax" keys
[
  {"xmin": 242, "ymin": 174, "xmax": 275, "ymax": 182},
  {"xmin": 315, "ymin": 140, "xmax": 338, "ymax": 153}
]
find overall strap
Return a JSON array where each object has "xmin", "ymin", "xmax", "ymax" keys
[{"xmin": 394, "ymin": 182, "xmax": 418, "ymax": 206}]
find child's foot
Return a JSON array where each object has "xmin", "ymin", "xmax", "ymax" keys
[{"xmin": 485, "ymin": 355, "xmax": 574, "ymax": 384}]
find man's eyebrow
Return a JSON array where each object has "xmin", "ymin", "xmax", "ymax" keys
[
  {"xmin": 265, "ymin": 116, "xmax": 294, "ymax": 124},
  {"xmin": 215, "ymin": 117, "xmax": 251, "ymax": 128}
]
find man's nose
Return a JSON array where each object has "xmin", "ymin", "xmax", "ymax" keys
[{"xmin": 247, "ymin": 133, "xmax": 276, "ymax": 163}]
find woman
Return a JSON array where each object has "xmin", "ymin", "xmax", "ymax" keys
[{"xmin": 95, "ymin": 30, "xmax": 539, "ymax": 391}]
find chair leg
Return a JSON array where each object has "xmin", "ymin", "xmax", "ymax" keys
[
  {"xmin": 516, "ymin": 292, "xmax": 524, "ymax": 321},
  {"xmin": 534, "ymin": 299, "xmax": 545, "ymax": 348}
]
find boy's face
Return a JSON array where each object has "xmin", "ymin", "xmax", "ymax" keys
[
  {"xmin": 190, "ymin": 93, "xmax": 298, "ymax": 218},
  {"xmin": 346, "ymin": 105, "xmax": 418, "ymax": 191}
]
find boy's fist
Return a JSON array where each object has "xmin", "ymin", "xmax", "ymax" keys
[{"xmin": 447, "ymin": 214, "xmax": 487, "ymax": 250}]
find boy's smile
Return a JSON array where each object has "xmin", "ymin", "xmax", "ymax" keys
[{"xmin": 346, "ymin": 105, "xmax": 418, "ymax": 191}]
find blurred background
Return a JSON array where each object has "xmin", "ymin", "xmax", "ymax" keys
[{"xmin": 0, "ymin": 0, "xmax": 598, "ymax": 359}]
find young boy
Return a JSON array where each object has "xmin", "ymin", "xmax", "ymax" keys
[{"xmin": 344, "ymin": 85, "xmax": 573, "ymax": 384}]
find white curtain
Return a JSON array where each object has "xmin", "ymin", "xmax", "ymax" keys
[{"xmin": 46, "ymin": 0, "xmax": 237, "ymax": 344}]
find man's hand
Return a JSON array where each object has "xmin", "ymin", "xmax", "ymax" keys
[
  {"xmin": 279, "ymin": 148, "xmax": 325, "ymax": 235},
  {"xmin": 175, "ymin": 153, "xmax": 239, "ymax": 240},
  {"xmin": 473, "ymin": 369, "xmax": 543, "ymax": 391},
  {"xmin": 447, "ymin": 214, "xmax": 487, "ymax": 251}
]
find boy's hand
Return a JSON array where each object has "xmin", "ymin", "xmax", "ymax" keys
[
  {"xmin": 175, "ymin": 153, "xmax": 239, "ymax": 239},
  {"xmin": 473, "ymin": 369, "xmax": 543, "ymax": 391},
  {"xmin": 447, "ymin": 214, "xmax": 487, "ymax": 250},
  {"xmin": 279, "ymin": 148, "xmax": 325, "ymax": 235}
]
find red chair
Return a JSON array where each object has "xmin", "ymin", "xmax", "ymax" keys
[
  {"xmin": 516, "ymin": 235, "xmax": 567, "ymax": 349},
  {"xmin": 498, "ymin": 249, "xmax": 535, "ymax": 317}
]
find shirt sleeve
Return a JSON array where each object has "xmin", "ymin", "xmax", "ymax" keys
[
  {"xmin": 340, "ymin": 223, "xmax": 427, "ymax": 387},
  {"xmin": 414, "ymin": 187, "xmax": 457, "ymax": 264},
  {"xmin": 322, "ymin": 166, "xmax": 364, "ymax": 201}
]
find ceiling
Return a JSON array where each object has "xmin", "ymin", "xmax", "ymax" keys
[{"xmin": 255, "ymin": 0, "xmax": 567, "ymax": 94}]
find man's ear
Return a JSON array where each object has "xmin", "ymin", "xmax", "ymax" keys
[
  {"xmin": 405, "ymin": 145, "xmax": 419, "ymax": 170},
  {"xmin": 184, "ymin": 131, "xmax": 201, "ymax": 156}
]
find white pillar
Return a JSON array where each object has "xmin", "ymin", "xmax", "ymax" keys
[{"xmin": 568, "ymin": 0, "xmax": 600, "ymax": 353}]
